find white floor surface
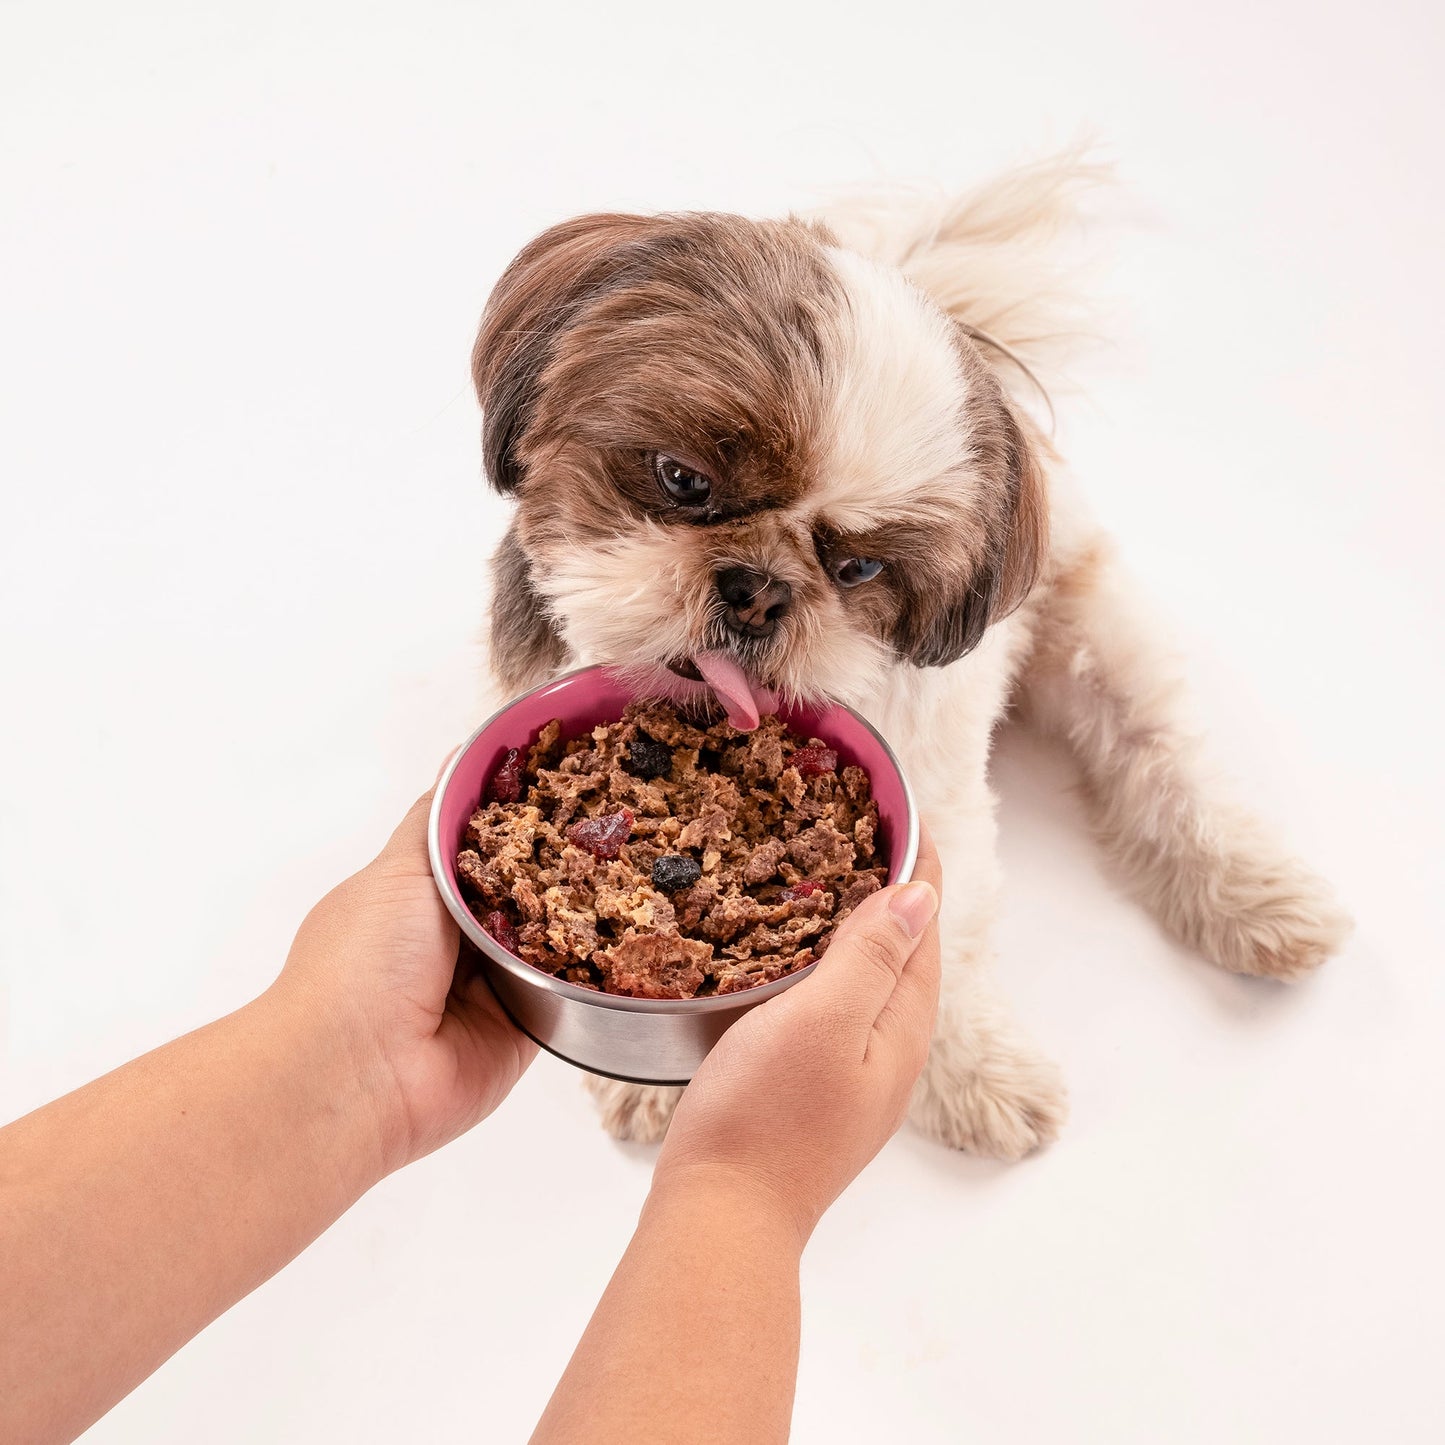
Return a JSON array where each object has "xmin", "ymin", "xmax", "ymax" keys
[{"xmin": 3, "ymin": 3, "xmax": 1442, "ymax": 1440}]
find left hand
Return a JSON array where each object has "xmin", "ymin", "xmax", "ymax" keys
[
  {"xmin": 271, "ymin": 785, "xmax": 538, "ymax": 1175},
  {"xmin": 651, "ymin": 824, "xmax": 943, "ymax": 1244}
]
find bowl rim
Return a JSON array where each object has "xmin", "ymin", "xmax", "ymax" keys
[{"xmin": 427, "ymin": 663, "xmax": 920, "ymax": 1016}]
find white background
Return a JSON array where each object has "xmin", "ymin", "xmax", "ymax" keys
[{"xmin": 3, "ymin": 2, "xmax": 1443, "ymax": 1441}]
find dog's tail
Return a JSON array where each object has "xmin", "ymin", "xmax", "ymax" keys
[{"xmin": 812, "ymin": 150, "xmax": 1107, "ymax": 406}]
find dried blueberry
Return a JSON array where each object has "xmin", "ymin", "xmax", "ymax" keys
[
  {"xmin": 627, "ymin": 730, "xmax": 673, "ymax": 780},
  {"xmin": 651, "ymin": 854, "xmax": 702, "ymax": 893}
]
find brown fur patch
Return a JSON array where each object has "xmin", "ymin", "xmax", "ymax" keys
[
  {"xmin": 489, "ymin": 523, "xmax": 567, "ymax": 693},
  {"xmin": 473, "ymin": 212, "xmax": 838, "ymax": 531},
  {"xmin": 889, "ymin": 344, "xmax": 1049, "ymax": 666}
]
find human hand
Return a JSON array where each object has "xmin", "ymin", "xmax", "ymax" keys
[
  {"xmin": 0, "ymin": 782, "xmax": 538, "ymax": 1444},
  {"xmin": 270, "ymin": 784, "xmax": 538, "ymax": 1177},
  {"xmin": 651, "ymin": 824, "xmax": 942, "ymax": 1246}
]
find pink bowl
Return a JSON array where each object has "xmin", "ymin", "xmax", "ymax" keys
[{"xmin": 428, "ymin": 665, "xmax": 919, "ymax": 1084}]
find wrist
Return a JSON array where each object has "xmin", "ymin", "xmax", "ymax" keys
[
  {"xmin": 251, "ymin": 976, "xmax": 404, "ymax": 1194},
  {"xmin": 645, "ymin": 1160, "xmax": 815, "ymax": 1257}
]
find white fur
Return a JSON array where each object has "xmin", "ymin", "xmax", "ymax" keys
[
  {"xmin": 814, "ymin": 247, "xmax": 972, "ymax": 530},
  {"xmin": 1016, "ymin": 516, "xmax": 1353, "ymax": 982},
  {"xmin": 491, "ymin": 158, "xmax": 1351, "ymax": 1156},
  {"xmin": 528, "ymin": 505, "xmax": 897, "ymax": 712},
  {"xmin": 813, "ymin": 150, "xmax": 1108, "ymax": 397}
]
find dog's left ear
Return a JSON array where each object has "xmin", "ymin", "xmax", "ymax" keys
[{"xmin": 896, "ymin": 393, "xmax": 1048, "ymax": 667}]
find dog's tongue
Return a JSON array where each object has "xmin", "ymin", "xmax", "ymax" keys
[{"xmin": 692, "ymin": 650, "xmax": 764, "ymax": 731}]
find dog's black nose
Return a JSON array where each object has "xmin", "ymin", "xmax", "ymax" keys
[{"xmin": 716, "ymin": 567, "xmax": 792, "ymax": 639}]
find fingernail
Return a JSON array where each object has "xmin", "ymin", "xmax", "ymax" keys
[{"xmin": 889, "ymin": 881, "xmax": 938, "ymax": 939}]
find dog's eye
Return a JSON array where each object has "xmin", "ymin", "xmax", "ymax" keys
[
  {"xmin": 654, "ymin": 454, "xmax": 712, "ymax": 507},
  {"xmin": 833, "ymin": 556, "xmax": 885, "ymax": 587}
]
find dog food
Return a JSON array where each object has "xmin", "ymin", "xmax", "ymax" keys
[{"xmin": 455, "ymin": 701, "xmax": 889, "ymax": 997}]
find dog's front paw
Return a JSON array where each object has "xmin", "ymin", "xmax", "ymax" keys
[
  {"xmin": 583, "ymin": 1076, "xmax": 684, "ymax": 1143},
  {"xmin": 910, "ymin": 1030, "xmax": 1067, "ymax": 1161},
  {"xmin": 1191, "ymin": 847, "xmax": 1353, "ymax": 983}
]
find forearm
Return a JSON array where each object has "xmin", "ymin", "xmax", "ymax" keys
[
  {"xmin": 0, "ymin": 980, "xmax": 391, "ymax": 1445},
  {"xmin": 532, "ymin": 1171, "xmax": 805, "ymax": 1445}
]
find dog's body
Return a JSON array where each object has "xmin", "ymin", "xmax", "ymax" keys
[{"xmin": 474, "ymin": 161, "xmax": 1351, "ymax": 1159}]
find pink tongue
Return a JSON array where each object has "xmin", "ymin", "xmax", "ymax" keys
[{"xmin": 692, "ymin": 651, "xmax": 762, "ymax": 731}]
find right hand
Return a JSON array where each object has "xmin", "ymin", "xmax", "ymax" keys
[
  {"xmin": 272, "ymin": 783, "xmax": 538, "ymax": 1180},
  {"xmin": 652, "ymin": 824, "xmax": 942, "ymax": 1244}
]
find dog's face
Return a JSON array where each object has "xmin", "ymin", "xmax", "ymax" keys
[{"xmin": 474, "ymin": 211, "xmax": 1045, "ymax": 714}]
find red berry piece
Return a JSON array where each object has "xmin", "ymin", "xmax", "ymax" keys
[
  {"xmin": 566, "ymin": 808, "xmax": 634, "ymax": 860},
  {"xmin": 484, "ymin": 910, "xmax": 521, "ymax": 954},
  {"xmin": 485, "ymin": 747, "xmax": 524, "ymax": 804},
  {"xmin": 791, "ymin": 744, "xmax": 838, "ymax": 777},
  {"xmin": 781, "ymin": 879, "xmax": 823, "ymax": 901}
]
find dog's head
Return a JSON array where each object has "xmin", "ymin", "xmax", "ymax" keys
[{"xmin": 473, "ymin": 211, "xmax": 1045, "ymax": 719}]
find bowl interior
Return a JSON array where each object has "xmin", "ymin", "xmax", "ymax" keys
[{"xmin": 433, "ymin": 667, "xmax": 916, "ymax": 972}]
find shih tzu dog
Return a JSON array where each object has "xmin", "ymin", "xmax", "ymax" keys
[{"xmin": 469, "ymin": 158, "xmax": 1351, "ymax": 1160}]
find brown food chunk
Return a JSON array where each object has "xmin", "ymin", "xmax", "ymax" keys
[
  {"xmin": 837, "ymin": 869, "xmax": 886, "ymax": 914},
  {"xmin": 597, "ymin": 930, "xmax": 713, "ymax": 999},
  {"xmin": 742, "ymin": 837, "xmax": 788, "ymax": 885},
  {"xmin": 787, "ymin": 819, "xmax": 857, "ymax": 881},
  {"xmin": 453, "ymin": 701, "xmax": 888, "ymax": 998}
]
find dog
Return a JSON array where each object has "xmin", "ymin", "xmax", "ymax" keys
[{"xmin": 469, "ymin": 158, "xmax": 1352, "ymax": 1160}]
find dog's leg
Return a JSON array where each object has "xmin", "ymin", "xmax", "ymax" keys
[
  {"xmin": 908, "ymin": 764, "xmax": 1069, "ymax": 1160},
  {"xmin": 1016, "ymin": 538, "xmax": 1351, "ymax": 979},
  {"xmin": 584, "ymin": 1076, "xmax": 685, "ymax": 1144}
]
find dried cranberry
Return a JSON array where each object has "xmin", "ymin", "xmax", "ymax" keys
[
  {"xmin": 791, "ymin": 744, "xmax": 838, "ymax": 777},
  {"xmin": 485, "ymin": 747, "xmax": 524, "ymax": 804},
  {"xmin": 484, "ymin": 910, "xmax": 521, "ymax": 954},
  {"xmin": 651, "ymin": 854, "xmax": 702, "ymax": 893},
  {"xmin": 566, "ymin": 808, "xmax": 634, "ymax": 860},
  {"xmin": 781, "ymin": 879, "xmax": 823, "ymax": 900}
]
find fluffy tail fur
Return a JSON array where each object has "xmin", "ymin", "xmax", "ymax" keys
[{"xmin": 812, "ymin": 151, "xmax": 1107, "ymax": 405}]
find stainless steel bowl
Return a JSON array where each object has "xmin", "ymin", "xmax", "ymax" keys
[{"xmin": 428, "ymin": 666, "xmax": 919, "ymax": 1084}]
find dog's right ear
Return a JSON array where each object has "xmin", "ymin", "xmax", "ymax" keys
[{"xmin": 472, "ymin": 213, "xmax": 660, "ymax": 494}]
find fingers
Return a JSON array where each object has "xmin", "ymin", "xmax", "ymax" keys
[
  {"xmin": 868, "ymin": 820, "xmax": 943, "ymax": 1062},
  {"xmin": 381, "ymin": 745, "xmax": 464, "ymax": 860},
  {"xmin": 378, "ymin": 787, "xmax": 434, "ymax": 862},
  {"xmin": 907, "ymin": 817, "xmax": 943, "ymax": 896},
  {"xmin": 379, "ymin": 744, "xmax": 460, "ymax": 866},
  {"xmin": 870, "ymin": 912, "xmax": 941, "ymax": 1069},
  {"xmin": 782, "ymin": 820, "xmax": 942, "ymax": 1058},
  {"xmin": 802, "ymin": 879, "xmax": 938, "ymax": 1029}
]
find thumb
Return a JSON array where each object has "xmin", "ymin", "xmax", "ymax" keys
[
  {"xmin": 380, "ymin": 788, "xmax": 434, "ymax": 857},
  {"xmin": 371, "ymin": 782, "xmax": 443, "ymax": 882},
  {"xmin": 381, "ymin": 746, "xmax": 456, "ymax": 861},
  {"xmin": 801, "ymin": 881, "xmax": 938, "ymax": 1025}
]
